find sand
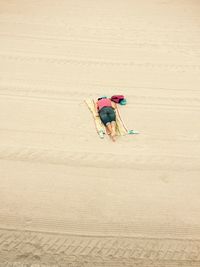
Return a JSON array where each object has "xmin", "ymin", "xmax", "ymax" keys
[{"xmin": 0, "ymin": 0, "xmax": 200, "ymax": 266}]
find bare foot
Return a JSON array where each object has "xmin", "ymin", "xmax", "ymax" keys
[
  {"xmin": 111, "ymin": 132, "xmax": 116, "ymax": 142},
  {"xmin": 106, "ymin": 128, "xmax": 111, "ymax": 135}
]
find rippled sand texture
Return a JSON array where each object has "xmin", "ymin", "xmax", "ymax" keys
[{"xmin": 0, "ymin": 0, "xmax": 200, "ymax": 266}]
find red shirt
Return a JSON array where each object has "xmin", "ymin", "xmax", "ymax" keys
[{"xmin": 97, "ymin": 98, "xmax": 112, "ymax": 111}]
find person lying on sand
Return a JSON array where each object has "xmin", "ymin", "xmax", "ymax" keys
[{"xmin": 95, "ymin": 96, "xmax": 117, "ymax": 141}]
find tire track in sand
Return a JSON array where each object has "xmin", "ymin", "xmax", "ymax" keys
[
  {"xmin": 0, "ymin": 228, "xmax": 200, "ymax": 267},
  {"xmin": 0, "ymin": 145, "xmax": 199, "ymax": 171}
]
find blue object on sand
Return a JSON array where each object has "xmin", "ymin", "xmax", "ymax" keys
[{"xmin": 119, "ymin": 99, "xmax": 127, "ymax": 105}]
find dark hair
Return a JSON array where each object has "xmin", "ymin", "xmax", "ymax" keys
[{"xmin": 98, "ymin": 96, "xmax": 107, "ymax": 101}]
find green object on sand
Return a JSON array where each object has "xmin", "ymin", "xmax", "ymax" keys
[
  {"xmin": 98, "ymin": 129, "xmax": 105, "ymax": 139},
  {"xmin": 128, "ymin": 130, "xmax": 139, "ymax": 134}
]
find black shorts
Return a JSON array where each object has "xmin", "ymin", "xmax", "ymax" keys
[{"xmin": 99, "ymin": 107, "xmax": 116, "ymax": 126}]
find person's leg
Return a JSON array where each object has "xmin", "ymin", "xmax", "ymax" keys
[
  {"xmin": 105, "ymin": 122, "xmax": 116, "ymax": 141},
  {"xmin": 99, "ymin": 108, "xmax": 111, "ymax": 135},
  {"xmin": 111, "ymin": 121, "xmax": 116, "ymax": 135},
  {"xmin": 99, "ymin": 108, "xmax": 116, "ymax": 141},
  {"xmin": 110, "ymin": 121, "xmax": 116, "ymax": 141},
  {"xmin": 106, "ymin": 108, "xmax": 116, "ymax": 138},
  {"xmin": 105, "ymin": 122, "xmax": 112, "ymax": 135}
]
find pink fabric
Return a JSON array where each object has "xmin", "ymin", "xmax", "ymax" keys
[{"xmin": 97, "ymin": 98, "xmax": 112, "ymax": 111}]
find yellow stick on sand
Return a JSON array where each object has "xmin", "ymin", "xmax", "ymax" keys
[{"xmin": 85, "ymin": 99, "xmax": 105, "ymax": 138}]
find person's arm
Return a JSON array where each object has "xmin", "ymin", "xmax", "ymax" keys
[{"xmin": 111, "ymin": 101, "xmax": 117, "ymax": 109}]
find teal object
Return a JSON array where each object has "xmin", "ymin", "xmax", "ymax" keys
[
  {"xmin": 128, "ymin": 130, "xmax": 139, "ymax": 134},
  {"xmin": 119, "ymin": 99, "xmax": 127, "ymax": 105}
]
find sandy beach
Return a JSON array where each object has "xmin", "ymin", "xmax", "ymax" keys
[{"xmin": 0, "ymin": 0, "xmax": 200, "ymax": 266}]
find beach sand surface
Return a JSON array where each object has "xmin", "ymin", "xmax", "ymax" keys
[{"xmin": 0, "ymin": 0, "xmax": 200, "ymax": 266}]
